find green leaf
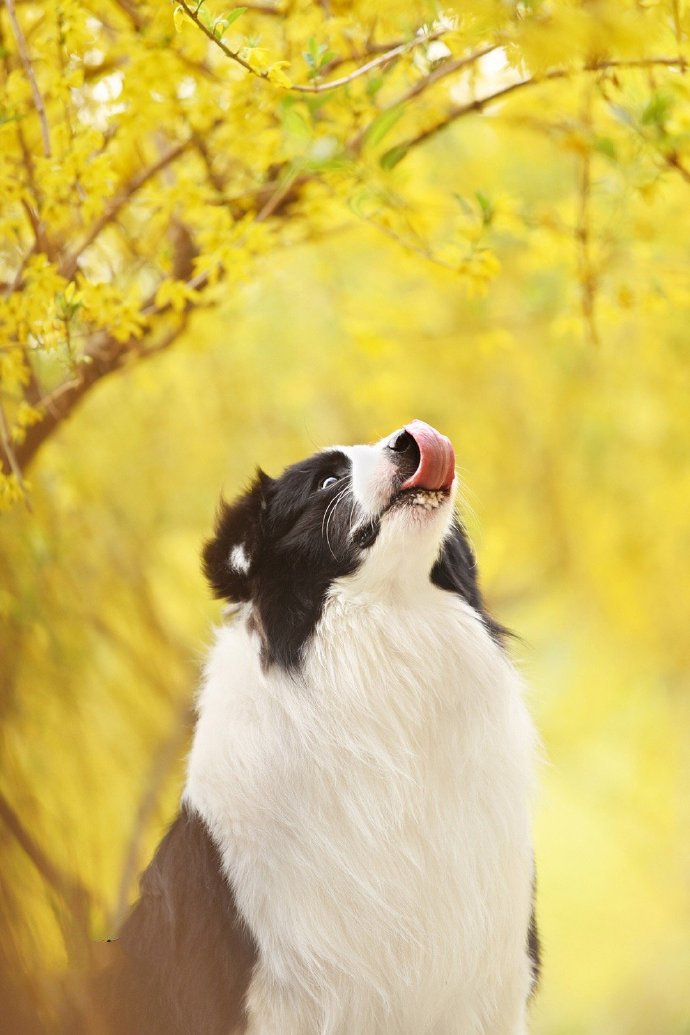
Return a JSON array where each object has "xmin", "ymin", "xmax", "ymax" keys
[
  {"xmin": 593, "ymin": 136, "xmax": 617, "ymax": 161},
  {"xmin": 173, "ymin": 5, "xmax": 185, "ymax": 32},
  {"xmin": 453, "ymin": 193, "xmax": 474, "ymax": 217},
  {"xmin": 475, "ymin": 190, "xmax": 494, "ymax": 226},
  {"xmin": 281, "ymin": 104, "xmax": 311, "ymax": 139},
  {"xmin": 380, "ymin": 144, "xmax": 408, "ymax": 170},
  {"xmin": 366, "ymin": 75, "xmax": 384, "ymax": 99},
  {"xmin": 224, "ymin": 7, "xmax": 247, "ymax": 28},
  {"xmin": 364, "ymin": 106, "xmax": 404, "ymax": 149},
  {"xmin": 641, "ymin": 92, "xmax": 672, "ymax": 129}
]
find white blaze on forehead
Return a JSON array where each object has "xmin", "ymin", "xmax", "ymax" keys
[{"xmin": 230, "ymin": 542, "xmax": 250, "ymax": 575}]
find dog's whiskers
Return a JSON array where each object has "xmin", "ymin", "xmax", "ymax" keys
[{"xmin": 322, "ymin": 486, "xmax": 350, "ymax": 560}]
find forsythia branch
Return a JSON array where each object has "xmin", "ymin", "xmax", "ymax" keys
[
  {"xmin": 0, "ymin": 399, "xmax": 32, "ymax": 510},
  {"xmin": 0, "ymin": 789, "xmax": 92, "ymax": 938},
  {"xmin": 291, "ymin": 29, "xmax": 448, "ymax": 94},
  {"xmin": 576, "ymin": 89, "xmax": 600, "ymax": 348},
  {"xmin": 59, "ymin": 138, "xmax": 197, "ymax": 279},
  {"xmin": 4, "ymin": 0, "xmax": 52, "ymax": 157},
  {"xmin": 174, "ymin": 0, "xmax": 451, "ymax": 93},
  {"xmin": 348, "ymin": 43, "xmax": 498, "ymax": 154},
  {"xmin": 174, "ymin": 0, "xmax": 269, "ymax": 78},
  {"xmin": 397, "ymin": 56, "xmax": 688, "ymax": 156}
]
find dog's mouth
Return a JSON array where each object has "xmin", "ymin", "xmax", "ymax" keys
[
  {"xmin": 384, "ymin": 485, "xmax": 451, "ymax": 514},
  {"xmin": 352, "ymin": 486, "xmax": 452, "ymax": 549},
  {"xmin": 383, "ymin": 420, "xmax": 455, "ymax": 515},
  {"xmin": 351, "ymin": 420, "xmax": 455, "ymax": 550}
]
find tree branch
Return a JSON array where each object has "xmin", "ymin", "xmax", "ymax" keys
[
  {"xmin": 175, "ymin": 0, "xmax": 268, "ymax": 79},
  {"xmin": 59, "ymin": 138, "xmax": 195, "ymax": 279},
  {"xmin": 0, "ymin": 789, "xmax": 92, "ymax": 936},
  {"xmin": 0, "ymin": 398, "xmax": 32, "ymax": 509},
  {"xmin": 291, "ymin": 29, "xmax": 447, "ymax": 94},
  {"xmin": 348, "ymin": 43, "xmax": 497, "ymax": 154},
  {"xmin": 5, "ymin": 0, "xmax": 52, "ymax": 157},
  {"xmin": 2, "ymin": 317, "xmax": 189, "ymax": 476},
  {"xmin": 395, "ymin": 56, "xmax": 688, "ymax": 157},
  {"xmin": 175, "ymin": 0, "xmax": 450, "ymax": 93},
  {"xmin": 576, "ymin": 89, "xmax": 600, "ymax": 347},
  {"xmin": 111, "ymin": 700, "xmax": 193, "ymax": 930}
]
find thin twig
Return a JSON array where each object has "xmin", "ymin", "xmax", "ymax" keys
[
  {"xmin": 175, "ymin": 0, "xmax": 267, "ymax": 78},
  {"xmin": 176, "ymin": 0, "xmax": 449, "ymax": 93},
  {"xmin": 576, "ymin": 88, "xmax": 600, "ymax": 347},
  {"xmin": 255, "ymin": 167, "xmax": 304, "ymax": 221},
  {"xmin": 348, "ymin": 43, "xmax": 497, "ymax": 154},
  {"xmin": 318, "ymin": 35, "xmax": 429, "ymax": 76},
  {"xmin": 59, "ymin": 138, "xmax": 195, "ymax": 278},
  {"xmin": 110, "ymin": 0, "xmax": 147, "ymax": 30},
  {"xmin": 111, "ymin": 701, "xmax": 193, "ymax": 930},
  {"xmin": 291, "ymin": 29, "xmax": 447, "ymax": 94},
  {"xmin": 0, "ymin": 397, "xmax": 32, "ymax": 510},
  {"xmin": 0, "ymin": 789, "xmax": 93, "ymax": 924},
  {"xmin": 665, "ymin": 151, "xmax": 690, "ymax": 184},
  {"xmin": 385, "ymin": 44, "xmax": 498, "ymax": 109},
  {"xmin": 395, "ymin": 56, "xmax": 688, "ymax": 156},
  {"xmin": 5, "ymin": 0, "xmax": 52, "ymax": 157}
]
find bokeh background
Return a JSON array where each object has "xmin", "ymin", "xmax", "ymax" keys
[{"xmin": 1, "ymin": 1, "xmax": 689, "ymax": 1032}]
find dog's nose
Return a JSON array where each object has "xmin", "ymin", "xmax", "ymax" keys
[{"xmin": 396, "ymin": 419, "xmax": 455, "ymax": 491}]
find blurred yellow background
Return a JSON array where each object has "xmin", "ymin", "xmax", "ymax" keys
[{"xmin": 1, "ymin": 1, "xmax": 690, "ymax": 1032}]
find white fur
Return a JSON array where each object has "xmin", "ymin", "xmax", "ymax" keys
[
  {"xmin": 185, "ymin": 447, "xmax": 537, "ymax": 1035},
  {"xmin": 231, "ymin": 542, "xmax": 251, "ymax": 575}
]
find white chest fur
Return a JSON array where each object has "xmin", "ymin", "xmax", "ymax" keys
[{"xmin": 185, "ymin": 583, "xmax": 537, "ymax": 1035}]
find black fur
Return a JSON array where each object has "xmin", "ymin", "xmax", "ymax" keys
[
  {"xmin": 95, "ymin": 805, "xmax": 256, "ymax": 1035},
  {"xmin": 202, "ymin": 447, "xmax": 502, "ymax": 669},
  {"xmin": 430, "ymin": 517, "xmax": 509, "ymax": 645},
  {"xmin": 203, "ymin": 451, "xmax": 361, "ymax": 670}
]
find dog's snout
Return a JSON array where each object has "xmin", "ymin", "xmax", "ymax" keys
[
  {"xmin": 388, "ymin": 430, "xmax": 413, "ymax": 453},
  {"xmin": 391, "ymin": 419, "xmax": 456, "ymax": 492}
]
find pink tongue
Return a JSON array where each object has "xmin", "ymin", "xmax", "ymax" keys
[{"xmin": 400, "ymin": 419, "xmax": 455, "ymax": 491}]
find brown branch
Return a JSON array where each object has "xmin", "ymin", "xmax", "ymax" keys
[
  {"xmin": 0, "ymin": 789, "xmax": 92, "ymax": 936},
  {"xmin": 2, "ymin": 317, "xmax": 189, "ymax": 476},
  {"xmin": 576, "ymin": 90, "xmax": 600, "ymax": 347},
  {"xmin": 59, "ymin": 138, "xmax": 195, "ymax": 279},
  {"xmin": 176, "ymin": 0, "xmax": 450, "ymax": 93},
  {"xmin": 0, "ymin": 398, "xmax": 32, "ymax": 509},
  {"xmin": 111, "ymin": 701, "xmax": 193, "ymax": 930},
  {"xmin": 175, "ymin": 0, "xmax": 267, "ymax": 78},
  {"xmin": 109, "ymin": 0, "xmax": 147, "ymax": 30},
  {"xmin": 255, "ymin": 168, "xmax": 305, "ymax": 221},
  {"xmin": 4, "ymin": 0, "xmax": 51, "ymax": 157},
  {"xmin": 318, "ymin": 36, "xmax": 427, "ymax": 76},
  {"xmin": 291, "ymin": 29, "xmax": 448, "ymax": 94},
  {"xmin": 395, "ymin": 56, "xmax": 688, "ymax": 157},
  {"xmin": 665, "ymin": 150, "xmax": 690, "ymax": 184},
  {"xmin": 348, "ymin": 43, "xmax": 497, "ymax": 154},
  {"xmin": 386, "ymin": 44, "xmax": 498, "ymax": 109}
]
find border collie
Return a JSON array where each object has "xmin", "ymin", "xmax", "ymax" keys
[{"xmin": 101, "ymin": 421, "xmax": 539, "ymax": 1035}]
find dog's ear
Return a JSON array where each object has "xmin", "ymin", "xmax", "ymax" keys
[{"xmin": 202, "ymin": 470, "xmax": 273, "ymax": 602}]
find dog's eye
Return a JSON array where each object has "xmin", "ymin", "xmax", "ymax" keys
[{"xmin": 320, "ymin": 475, "xmax": 340, "ymax": 490}]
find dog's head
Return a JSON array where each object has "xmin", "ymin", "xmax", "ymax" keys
[{"xmin": 203, "ymin": 421, "xmax": 500, "ymax": 669}]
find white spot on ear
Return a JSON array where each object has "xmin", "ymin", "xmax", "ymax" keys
[{"xmin": 230, "ymin": 543, "xmax": 250, "ymax": 575}]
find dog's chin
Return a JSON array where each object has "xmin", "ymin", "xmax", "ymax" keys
[
  {"xmin": 382, "ymin": 486, "xmax": 452, "ymax": 517},
  {"xmin": 350, "ymin": 484, "xmax": 455, "ymax": 553}
]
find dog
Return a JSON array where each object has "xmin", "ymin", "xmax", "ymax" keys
[{"xmin": 100, "ymin": 420, "xmax": 539, "ymax": 1034}]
